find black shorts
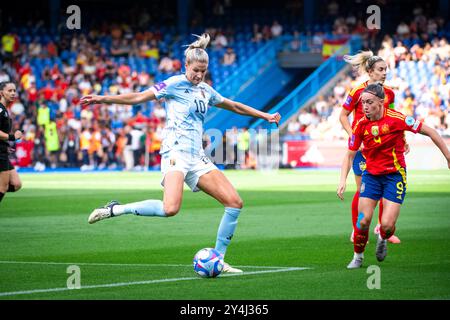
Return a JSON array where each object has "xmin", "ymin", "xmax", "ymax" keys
[{"xmin": 0, "ymin": 157, "xmax": 14, "ymax": 172}]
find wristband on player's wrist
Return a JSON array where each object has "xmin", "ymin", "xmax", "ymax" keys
[{"xmin": 8, "ymin": 133, "xmax": 15, "ymax": 141}]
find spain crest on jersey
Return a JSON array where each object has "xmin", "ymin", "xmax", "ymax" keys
[
  {"xmin": 381, "ymin": 123, "xmax": 389, "ymax": 134},
  {"xmin": 371, "ymin": 126, "xmax": 379, "ymax": 136}
]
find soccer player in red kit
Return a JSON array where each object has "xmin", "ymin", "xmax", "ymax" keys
[
  {"xmin": 337, "ymin": 83, "xmax": 450, "ymax": 269},
  {"xmin": 340, "ymin": 50, "xmax": 403, "ymax": 244}
]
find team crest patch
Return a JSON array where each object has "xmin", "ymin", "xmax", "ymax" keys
[
  {"xmin": 360, "ymin": 182, "xmax": 365, "ymax": 193},
  {"xmin": 405, "ymin": 116, "xmax": 415, "ymax": 126},
  {"xmin": 170, "ymin": 159, "xmax": 176, "ymax": 166},
  {"xmin": 381, "ymin": 123, "xmax": 389, "ymax": 134},
  {"xmin": 371, "ymin": 126, "xmax": 379, "ymax": 136}
]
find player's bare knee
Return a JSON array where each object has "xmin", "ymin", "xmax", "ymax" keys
[
  {"xmin": 235, "ymin": 197, "xmax": 244, "ymax": 209},
  {"xmin": 381, "ymin": 222, "xmax": 395, "ymax": 233},
  {"xmin": 225, "ymin": 196, "xmax": 243, "ymax": 209},
  {"xmin": 11, "ymin": 182, "xmax": 22, "ymax": 192},
  {"xmin": 359, "ymin": 218, "xmax": 371, "ymax": 230}
]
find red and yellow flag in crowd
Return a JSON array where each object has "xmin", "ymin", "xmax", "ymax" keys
[{"xmin": 322, "ymin": 38, "xmax": 349, "ymax": 59}]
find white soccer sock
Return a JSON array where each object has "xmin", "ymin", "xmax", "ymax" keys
[
  {"xmin": 354, "ymin": 252, "xmax": 364, "ymax": 259},
  {"xmin": 112, "ymin": 200, "xmax": 166, "ymax": 217},
  {"xmin": 215, "ymin": 207, "xmax": 241, "ymax": 257}
]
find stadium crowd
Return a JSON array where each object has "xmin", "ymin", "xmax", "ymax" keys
[
  {"xmin": 0, "ymin": 1, "xmax": 449, "ymax": 170},
  {"xmin": 284, "ymin": 10, "xmax": 450, "ymax": 141},
  {"xmin": 0, "ymin": 15, "xmax": 258, "ymax": 170}
]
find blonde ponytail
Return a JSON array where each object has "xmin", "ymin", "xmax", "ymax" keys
[
  {"xmin": 343, "ymin": 50, "xmax": 384, "ymax": 75},
  {"xmin": 184, "ymin": 33, "xmax": 210, "ymax": 65}
]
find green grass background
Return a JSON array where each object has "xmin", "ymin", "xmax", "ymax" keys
[{"xmin": 0, "ymin": 169, "xmax": 449, "ymax": 300}]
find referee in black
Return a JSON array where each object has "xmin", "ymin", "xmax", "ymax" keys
[{"xmin": 0, "ymin": 81, "xmax": 23, "ymax": 204}]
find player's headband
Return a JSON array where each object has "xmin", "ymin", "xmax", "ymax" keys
[{"xmin": 366, "ymin": 56, "xmax": 384, "ymax": 70}]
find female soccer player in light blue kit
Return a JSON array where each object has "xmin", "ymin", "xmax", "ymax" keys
[{"xmin": 81, "ymin": 34, "xmax": 281, "ymax": 273}]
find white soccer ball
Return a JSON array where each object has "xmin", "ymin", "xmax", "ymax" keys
[{"xmin": 193, "ymin": 248, "xmax": 224, "ymax": 278}]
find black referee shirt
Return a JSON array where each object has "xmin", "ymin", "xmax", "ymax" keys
[{"xmin": 0, "ymin": 102, "xmax": 12, "ymax": 157}]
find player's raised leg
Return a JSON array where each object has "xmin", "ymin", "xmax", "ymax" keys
[
  {"xmin": 197, "ymin": 169, "xmax": 243, "ymax": 273},
  {"xmin": 88, "ymin": 171, "xmax": 185, "ymax": 224}
]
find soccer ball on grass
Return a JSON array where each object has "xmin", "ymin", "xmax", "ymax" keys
[{"xmin": 193, "ymin": 248, "xmax": 224, "ymax": 278}]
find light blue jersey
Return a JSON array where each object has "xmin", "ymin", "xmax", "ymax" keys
[{"xmin": 150, "ymin": 74, "xmax": 224, "ymax": 155}]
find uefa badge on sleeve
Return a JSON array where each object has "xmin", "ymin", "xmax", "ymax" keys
[
  {"xmin": 345, "ymin": 95, "xmax": 352, "ymax": 106},
  {"xmin": 349, "ymin": 134, "xmax": 355, "ymax": 147},
  {"xmin": 405, "ymin": 116, "xmax": 415, "ymax": 126}
]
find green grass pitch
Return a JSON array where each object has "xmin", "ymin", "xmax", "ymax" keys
[{"xmin": 0, "ymin": 169, "xmax": 449, "ymax": 300}]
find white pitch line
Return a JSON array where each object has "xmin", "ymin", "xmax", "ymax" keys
[
  {"xmin": 0, "ymin": 260, "xmax": 296, "ymax": 269},
  {"xmin": 0, "ymin": 267, "xmax": 310, "ymax": 297},
  {"xmin": 0, "ymin": 260, "xmax": 187, "ymax": 268}
]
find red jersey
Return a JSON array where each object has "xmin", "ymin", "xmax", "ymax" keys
[
  {"xmin": 349, "ymin": 109, "xmax": 422, "ymax": 175},
  {"xmin": 342, "ymin": 81, "xmax": 396, "ymax": 127}
]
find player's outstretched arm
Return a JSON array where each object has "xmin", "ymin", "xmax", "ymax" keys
[
  {"xmin": 215, "ymin": 98, "xmax": 281, "ymax": 126},
  {"xmin": 337, "ymin": 150, "xmax": 357, "ymax": 200},
  {"xmin": 419, "ymin": 124, "xmax": 450, "ymax": 169},
  {"xmin": 80, "ymin": 88, "xmax": 156, "ymax": 106}
]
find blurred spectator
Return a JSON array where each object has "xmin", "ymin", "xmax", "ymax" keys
[
  {"xmin": 222, "ymin": 47, "xmax": 237, "ymax": 65},
  {"xmin": 44, "ymin": 121, "xmax": 61, "ymax": 169},
  {"xmin": 123, "ymin": 125, "xmax": 134, "ymax": 171},
  {"xmin": 61, "ymin": 128, "xmax": 80, "ymax": 168},
  {"xmin": 1, "ymin": 32, "xmax": 18, "ymax": 62},
  {"xmin": 237, "ymin": 127, "xmax": 250, "ymax": 169},
  {"xmin": 251, "ymin": 24, "xmax": 263, "ymax": 43},
  {"xmin": 158, "ymin": 55, "xmax": 174, "ymax": 73},
  {"xmin": 0, "ymin": 69, "xmax": 10, "ymax": 82},
  {"xmin": 289, "ymin": 31, "xmax": 301, "ymax": 51},
  {"xmin": 270, "ymin": 21, "xmax": 283, "ymax": 38},
  {"xmin": 396, "ymin": 22, "xmax": 410, "ymax": 39},
  {"xmin": 213, "ymin": 31, "xmax": 228, "ymax": 49}
]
